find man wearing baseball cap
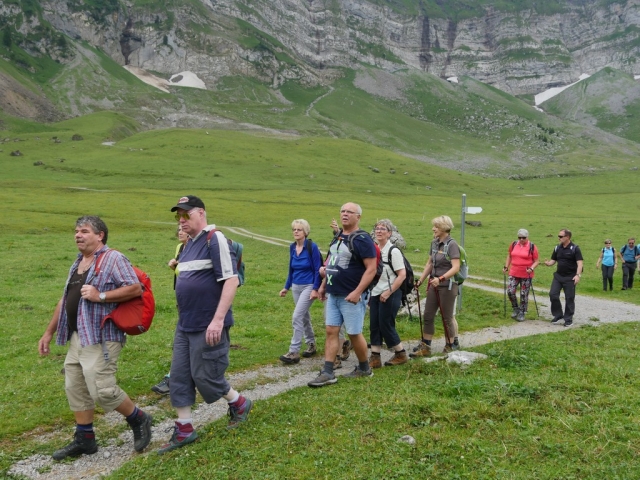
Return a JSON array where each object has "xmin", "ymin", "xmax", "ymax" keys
[{"xmin": 158, "ymin": 195, "xmax": 252, "ymax": 454}]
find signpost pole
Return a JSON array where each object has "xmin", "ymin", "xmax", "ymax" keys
[{"xmin": 458, "ymin": 194, "xmax": 466, "ymax": 313}]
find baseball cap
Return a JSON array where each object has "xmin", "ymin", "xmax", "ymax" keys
[{"xmin": 170, "ymin": 195, "xmax": 205, "ymax": 212}]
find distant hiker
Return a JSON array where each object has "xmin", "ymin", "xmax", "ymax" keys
[
  {"xmin": 278, "ymin": 219, "xmax": 322, "ymax": 364},
  {"xmin": 503, "ymin": 229, "xmax": 539, "ymax": 321},
  {"xmin": 368, "ymin": 219, "xmax": 408, "ymax": 369},
  {"xmin": 411, "ymin": 215, "xmax": 461, "ymax": 357},
  {"xmin": 618, "ymin": 237, "xmax": 640, "ymax": 290},
  {"xmin": 308, "ymin": 202, "xmax": 377, "ymax": 387},
  {"xmin": 596, "ymin": 239, "xmax": 617, "ymax": 291},
  {"xmin": 544, "ymin": 229, "xmax": 583, "ymax": 327},
  {"xmin": 151, "ymin": 225, "xmax": 189, "ymax": 395},
  {"xmin": 158, "ymin": 196, "xmax": 252, "ymax": 454},
  {"xmin": 38, "ymin": 216, "xmax": 152, "ymax": 460}
]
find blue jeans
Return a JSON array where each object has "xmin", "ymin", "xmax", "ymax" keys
[{"xmin": 325, "ymin": 293, "xmax": 367, "ymax": 335}]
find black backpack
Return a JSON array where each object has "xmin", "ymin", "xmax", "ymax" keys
[
  {"xmin": 328, "ymin": 229, "xmax": 383, "ymax": 291},
  {"xmin": 386, "ymin": 245, "xmax": 415, "ymax": 299}
]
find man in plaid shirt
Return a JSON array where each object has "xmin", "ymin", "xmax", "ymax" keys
[{"xmin": 39, "ymin": 216, "xmax": 153, "ymax": 460}]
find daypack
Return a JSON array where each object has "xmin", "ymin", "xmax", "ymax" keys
[
  {"xmin": 330, "ymin": 229, "xmax": 382, "ymax": 291},
  {"xmin": 442, "ymin": 239, "xmax": 468, "ymax": 284},
  {"xmin": 207, "ymin": 229, "xmax": 245, "ymax": 286},
  {"xmin": 621, "ymin": 244, "xmax": 639, "ymax": 259},
  {"xmin": 386, "ymin": 245, "xmax": 415, "ymax": 298},
  {"xmin": 94, "ymin": 250, "xmax": 155, "ymax": 336},
  {"xmin": 510, "ymin": 240, "xmax": 536, "ymax": 257}
]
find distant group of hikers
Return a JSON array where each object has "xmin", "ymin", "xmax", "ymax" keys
[{"xmin": 38, "ymin": 196, "xmax": 640, "ymax": 460}]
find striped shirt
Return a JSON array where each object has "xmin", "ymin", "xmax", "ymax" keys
[
  {"xmin": 55, "ymin": 245, "xmax": 140, "ymax": 347},
  {"xmin": 176, "ymin": 225, "xmax": 238, "ymax": 332}
]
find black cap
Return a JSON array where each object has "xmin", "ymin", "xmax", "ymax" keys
[{"xmin": 170, "ymin": 195, "xmax": 205, "ymax": 212}]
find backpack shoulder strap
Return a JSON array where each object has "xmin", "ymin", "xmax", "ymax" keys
[
  {"xmin": 509, "ymin": 241, "xmax": 516, "ymax": 253},
  {"xmin": 529, "ymin": 242, "xmax": 535, "ymax": 257}
]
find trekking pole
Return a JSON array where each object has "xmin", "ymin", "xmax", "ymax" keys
[
  {"xmin": 528, "ymin": 272, "xmax": 539, "ymax": 318},
  {"xmin": 415, "ymin": 285, "xmax": 423, "ymax": 342},
  {"xmin": 433, "ymin": 283, "xmax": 452, "ymax": 344},
  {"xmin": 503, "ymin": 273, "xmax": 507, "ymax": 318}
]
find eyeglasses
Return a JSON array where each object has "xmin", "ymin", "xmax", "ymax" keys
[
  {"xmin": 558, "ymin": 235, "xmax": 565, "ymax": 238},
  {"xmin": 518, "ymin": 237, "xmax": 527, "ymax": 240},
  {"xmin": 174, "ymin": 208, "xmax": 200, "ymax": 221},
  {"xmin": 375, "ymin": 227, "xmax": 389, "ymax": 232},
  {"xmin": 292, "ymin": 228, "xmax": 304, "ymax": 232},
  {"xmin": 340, "ymin": 209, "xmax": 358, "ymax": 215}
]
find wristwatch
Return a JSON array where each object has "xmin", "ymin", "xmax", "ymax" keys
[{"xmin": 99, "ymin": 292, "xmax": 107, "ymax": 303}]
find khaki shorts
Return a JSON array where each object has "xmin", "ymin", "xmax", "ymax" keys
[{"xmin": 64, "ymin": 333, "xmax": 127, "ymax": 412}]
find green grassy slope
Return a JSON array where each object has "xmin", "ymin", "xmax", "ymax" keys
[
  {"xmin": 541, "ymin": 67, "xmax": 640, "ymax": 143},
  {"xmin": 1, "ymin": 112, "xmax": 640, "ymax": 476}
]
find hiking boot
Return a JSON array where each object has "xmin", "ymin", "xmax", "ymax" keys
[
  {"xmin": 340, "ymin": 340, "xmax": 352, "ymax": 360},
  {"xmin": 333, "ymin": 356, "xmax": 343, "ymax": 369},
  {"xmin": 128, "ymin": 410, "xmax": 153, "ymax": 452},
  {"xmin": 151, "ymin": 376, "xmax": 170, "ymax": 395},
  {"xmin": 563, "ymin": 320, "xmax": 573, "ymax": 327},
  {"xmin": 343, "ymin": 366, "xmax": 374, "ymax": 379},
  {"xmin": 443, "ymin": 343, "xmax": 454, "ymax": 353},
  {"xmin": 52, "ymin": 430, "xmax": 98, "ymax": 460},
  {"xmin": 368, "ymin": 354, "xmax": 382, "ymax": 369},
  {"xmin": 412, "ymin": 340, "xmax": 429, "ymax": 352},
  {"xmin": 308, "ymin": 370, "xmax": 337, "ymax": 388},
  {"xmin": 157, "ymin": 422, "xmax": 198, "ymax": 455},
  {"xmin": 511, "ymin": 307, "xmax": 519, "ymax": 319},
  {"xmin": 409, "ymin": 342, "xmax": 431, "ymax": 358},
  {"xmin": 279, "ymin": 351, "xmax": 300, "ymax": 364},
  {"xmin": 228, "ymin": 397, "xmax": 253, "ymax": 429},
  {"xmin": 301, "ymin": 342, "xmax": 317, "ymax": 358},
  {"xmin": 384, "ymin": 350, "xmax": 408, "ymax": 366},
  {"xmin": 551, "ymin": 317, "xmax": 564, "ymax": 325},
  {"xmin": 516, "ymin": 311, "xmax": 525, "ymax": 322}
]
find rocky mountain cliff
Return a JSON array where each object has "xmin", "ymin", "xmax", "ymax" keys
[{"xmin": 12, "ymin": 0, "xmax": 636, "ymax": 96}]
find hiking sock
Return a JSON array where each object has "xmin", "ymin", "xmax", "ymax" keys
[
  {"xmin": 76, "ymin": 423, "xmax": 94, "ymax": 433},
  {"xmin": 323, "ymin": 360, "xmax": 334, "ymax": 374},
  {"xmin": 358, "ymin": 360, "xmax": 369, "ymax": 371},
  {"xmin": 423, "ymin": 339, "xmax": 432, "ymax": 346},
  {"xmin": 371, "ymin": 352, "xmax": 381, "ymax": 356},
  {"xmin": 125, "ymin": 407, "xmax": 140, "ymax": 424},
  {"xmin": 176, "ymin": 419, "xmax": 194, "ymax": 440},
  {"xmin": 229, "ymin": 395, "xmax": 247, "ymax": 413},
  {"xmin": 396, "ymin": 349, "xmax": 406, "ymax": 354}
]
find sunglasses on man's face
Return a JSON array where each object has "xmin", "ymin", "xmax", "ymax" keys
[
  {"xmin": 518, "ymin": 237, "xmax": 527, "ymax": 240},
  {"xmin": 174, "ymin": 209, "xmax": 199, "ymax": 221}
]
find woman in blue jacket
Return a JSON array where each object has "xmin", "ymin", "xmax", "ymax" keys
[{"xmin": 279, "ymin": 219, "xmax": 322, "ymax": 363}]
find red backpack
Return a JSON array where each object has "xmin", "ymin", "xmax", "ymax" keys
[{"xmin": 93, "ymin": 250, "xmax": 155, "ymax": 335}]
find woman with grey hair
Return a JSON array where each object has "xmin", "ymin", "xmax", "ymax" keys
[
  {"xmin": 279, "ymin": 219, "xmax": 322, "ymax": 364},
  {"xmin": 368, "ymin": 219, "xmax": 408, "ymax": 368},
  {"xmin": 502, "ymin": 228, "xmax": 539, "ymax": 321}
]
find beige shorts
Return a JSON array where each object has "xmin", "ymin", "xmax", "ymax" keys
[{"xmin": 64, "ymin": 333, "xmax": 127, "ymax": 412}]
